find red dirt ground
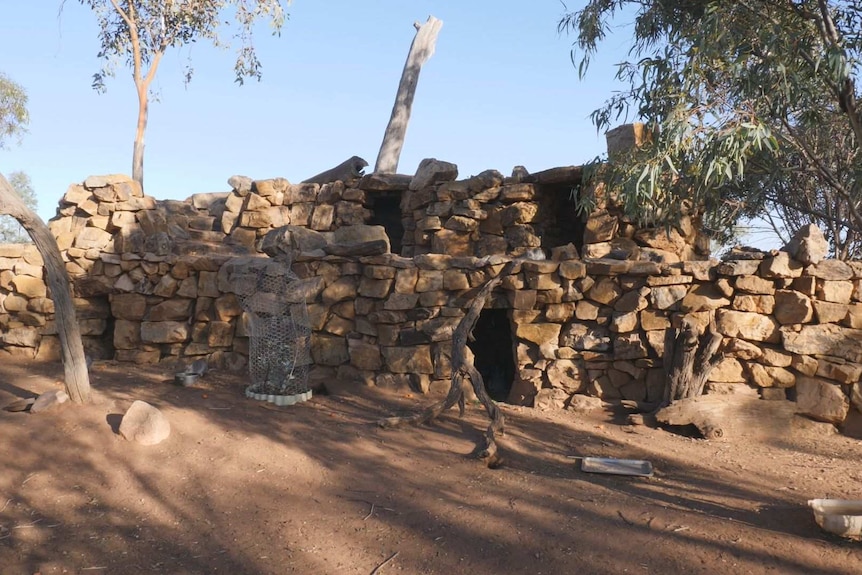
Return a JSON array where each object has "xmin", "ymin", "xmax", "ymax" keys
[{"xmin": 0, "ymin": 359, "xmax": 860, "ymax": 575}]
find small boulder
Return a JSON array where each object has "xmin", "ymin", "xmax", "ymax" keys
[
  {"xmin": 30, "ymin": 390, "xmax": 69, "ymax": 414},
  {"xmin": 567, "ymin": 394, "xmax": 605, "ymax": 413},
  {"xmin": 228, "ymin": 175, "xmax": 253, "ymax": 195},
  {"xmin": 119, "ymin": 400, "xmax": 171, "ymax": 445},
  {"xmin": 410, "ymin": 158, "xmax": 459, "ymax": 191},
  {"xmin": 783, "ymin": 224, "xmax": 828, "ymax": 265},
  {"xmin": 795, "ymin": 376, "xmax": 849, "ymax": 425}
]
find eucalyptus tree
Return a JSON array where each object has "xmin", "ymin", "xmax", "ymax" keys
[
  {"xmin": 74, "ymin": 0, "xmax": 289, "ymax": 188},
  {"xmin": 0, "ymin": 72, "xmax": 29, "ymax": 148},
  {"xmin": 561, "ymin": 0, "xmax": 862, "ymax": 257}
]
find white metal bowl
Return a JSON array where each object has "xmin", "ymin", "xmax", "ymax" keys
[{"xmin": 808, "ymin": 499, "xmax": 862, "ymax": 538}]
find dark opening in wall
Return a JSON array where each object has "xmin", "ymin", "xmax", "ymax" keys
[
  {"xmin": 367, "ymin": 192, "xmax": 405, "ymax": 255},
  {"xmin": 467, "ymin": 308, "xmax": 515, "ymax": 402},
  {"xmin": 538, "ymin": 183, "xmax": 585, "ymax": 253}
]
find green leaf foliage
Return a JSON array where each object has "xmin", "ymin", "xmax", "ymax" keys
[
  {"xmin": 0, "ymin": 73, "xmax": 29, "ymax": 149},
  {"xmin": 74, "ymin": 0, "xmax": 288, "ymax": 90},
  {"xmin": 561, "ymin": 0, "xmax": 862, "ymax": 257}
]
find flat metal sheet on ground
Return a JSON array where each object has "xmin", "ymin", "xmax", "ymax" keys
[{"xmin": 581, "ymin": 457, "xmax": 654, "ymax": 477}]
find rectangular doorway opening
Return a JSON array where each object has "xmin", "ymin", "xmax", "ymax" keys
[
  {"xmin": 367, "ymin": 192, "xmax": 405, "ymax": 255},
  {"xmin": 467, "ymin": 308, "xmax": 515, "ymax": 403}
]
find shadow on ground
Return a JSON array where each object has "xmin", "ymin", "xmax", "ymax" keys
[{"xmin": 0, "ymin": 359, "xmax": 860, "ymax": 575}]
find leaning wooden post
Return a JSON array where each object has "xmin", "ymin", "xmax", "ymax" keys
[
  {"xmin": 0, "ymin": 173, "xmax": 91, "ymax": 403},
  {"xmin": 374, "ymin": 15, "xmax": 443, "ymax": 174}
]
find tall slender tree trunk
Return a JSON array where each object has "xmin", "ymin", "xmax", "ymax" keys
[
  {"xmin": 0, "ymin": 173, "xmax": 91, "ymax": 403},
  {"xmin": 132, "ymin": 87, "xmax": 148, "ymax": 189},
  {"xmin": 374, "ymin": 16, "xmax": 443, "ymax": 174}
]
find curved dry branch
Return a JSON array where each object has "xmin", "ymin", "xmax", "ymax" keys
[{"xmin": 378, "ymin": 258, "xmax": 520, "ymax": 468}]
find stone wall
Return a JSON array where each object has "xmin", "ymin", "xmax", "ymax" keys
[{"xmin": 0, "ymin": 157, "xmax": 859, "ymax": 429}]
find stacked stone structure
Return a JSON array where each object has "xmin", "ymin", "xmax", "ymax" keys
[{"xmin": 0, "ymin": 133, "xmax": 858, "ymax": 429}]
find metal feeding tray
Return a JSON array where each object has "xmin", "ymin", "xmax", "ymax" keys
[{"xmin": 581, "ymin": 457, "xmax": 654, "ymax": 477}]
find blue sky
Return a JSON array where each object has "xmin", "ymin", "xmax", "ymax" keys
[{"xmin": 0, "ymin": 1, "xmax": 631, "ymax": 223}]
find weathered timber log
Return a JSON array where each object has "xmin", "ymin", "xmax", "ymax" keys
[
  {"xmin": 302, "ymin": 156, "xmax": 369, "ymax": 185},
  {"xmin": 378, "ymin": 257, "xmax": 520, "ymax": 468},
  {"xmin": 656, "ymin": 395, "xmax": 799, "ymax": 439},
  {"xmin": 0, "ymin": 172, "xmax": 91, "ymax": 403},
  {"xmin": 374, "ymin": 16, "xmax": 443, "ymax": 174}
]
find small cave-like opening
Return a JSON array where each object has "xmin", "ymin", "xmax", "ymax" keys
[
  {"xmin": 367, "ymin": 192, "xmax": 405, "ymax": 255},
  {"xmin": 467, "ymin": 308, "xmax": 515, "ymax": 403},
  {"xmin": 538, "ymin": 183, "xmax": 586, "ymax": 254}
]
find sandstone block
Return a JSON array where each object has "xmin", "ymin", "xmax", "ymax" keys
[
  {"xmin": 717, "ymin": 260, "xmax": 761, "ymax": 276},
  {"xmin": 773, "ymin": 290, "xmax": 813, "ymax": 324},
  {"xmin": 145, "ymin": 299, "xmax": 193, "ymax": 321},
  {"xmin": 745, "ymin": 362, "xmax": 795, "ymax": 388},
  {"xmin": 760, "ymin": 347, "xmax": 793, "ymax": 367},
  {"xmin": 735, "ymin": 275, "xmax": 775, "ymax": 294},
  {"xmin": 813, "ymin": 301, "xmax": 849, "ymax": 324},
  {"xmin": 113, "ymin": 319, "xmax": 141, "ymax": 349},
  {"xmin": 206, "ymin": 321, "xmax": 234, "ymax": 347},
  {"xmin": 715, "ymin": 310, "xmax": 780, "ymax": 342},
  {"xmin": 732, "ymin": 294, "xmax": 775, "ymax": 314},
  {"xmin": 784, "ymin": 224, "xmax": 828, "ymax": 265},
  {"xmin": 650, "ymin": 285, "xmax": 688, "ymax": 310},
  {"xmin": 791, "ymin": 353, "xmax": 819, "ymax": 376},
  {"xmin": 0, "ymin": 327, "xmax": 39, "ymax": 348},
  {"xmin": 640, "ymin": 309, "xmax": 670, "ymax": 331},
  {"xmin": 311, "ymin": 334, "xmax": 349, "ymax": 366},
  {"xmin": 516, "ymin": 323, "xmax": 561, "ymax": 358},
  {"xmin": 852, "ymin": 383, "xmax": 862, "ymax": 413},
  {"xmin": 499, "ymin": 183, "xmax": 538, "ymax": 202},
  {"xmin": 575, "ymin": 300, "xmax": 600, "ymax": 321},
  {"xmin": 358, "ymin": 277, "xmax": 392, "ymax": 299},
  {"xmin": 816, "ymin": 359, "xmax": 862, "ymax": 384},
  {"xmin": 817, "ymin": 280, "xmax": 854, "ymax": 304},
  {"xmin": 760, "ymin": 252, "xmax": 803, "ymax": 278},
  {"xmin": 809, "ymin": 259, "xmax": 853, "ymax": 281},
  {"xmin": 349, "ymin": 339, "xmax": 382, "ymax": 371},
  {"xmin": 708, "ymin": 358, "xmax": 746, "ymax": 383},
  {"xmin": 681, "ymin": 284, "xmax": 730, "ymax": 312},
  {"xmin": 587, "ymin": 278, "xmax": 622, "ymax": 305},
  {"xmin": 384, "ymin": 293, "xmax": 419, "ymax": 311},
  {"xmin": 12, "ymin": 275, "xmax": 46, "ymax": 298},
  {"xmin": 558, "ymin": 261, "xmax": 586, "ymax": 280},
  {"xmin": 545, "ymin": 303, "xmax": 575, "ymax": 322},
  {"xmin": 613, "ymin": 333, "xmax": 648, "ymax": 360},
  {"xmin": 614, "ymin": 288, "xmax": 650, "ymax": 313},
  {"xmin": 382, "ymin": 345, "xmax": 434, "ymax": 374},
  {"xmin": 795, "ymin": 375, "xmax": 849, "ymax": 424},
  {"xmin": 141, "ymin": 321, "xmax": 189, "ymax": 343},
  {"xmin": 561, "ymin": 324, "xmax": 611, "ymax": 352},
  {"xmin": 410, "ymin": 158, "xmax": 459, "ymax": 190},
  {"xmin": 781, "ymin": 324, "xmax": 862, "ymax": 363},
  {"xmin": 610, "ymin": 311, "xmax": 639, "ymax": 333},
  {"xmin": 846, "ymin": 303, "xmax": 862, "ymax": 329},
  {"xmin": 584, "ymin": 210, "xmax": 618, "ymax": 243}
]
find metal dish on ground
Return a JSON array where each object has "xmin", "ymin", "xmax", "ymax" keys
[
  {"xmin": 174, "ymin": 372, "xmax": 201, "ymax": 387},
  {"xmin": 580, "ymin": 457, "xmax": 654, "ymax": 477}
]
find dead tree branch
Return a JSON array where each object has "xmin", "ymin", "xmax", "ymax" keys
[{"xmin": 378, "ymin": 258, "xmax": 520, "ymax": 467}]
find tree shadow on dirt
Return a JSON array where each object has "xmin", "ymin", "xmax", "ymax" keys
[{"xmin": 1, "ymin": 359, "xmax": 860, "ymax": 575}]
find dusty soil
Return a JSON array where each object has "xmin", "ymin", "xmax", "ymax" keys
[{"xmin": 0, "ymin": 359, "xmax": 860, "ymax": 575}]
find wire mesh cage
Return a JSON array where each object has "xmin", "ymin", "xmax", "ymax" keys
[{"xmin": 234, "ymin": 257, "xmax": 312, "ymax": 404}]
